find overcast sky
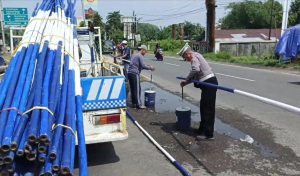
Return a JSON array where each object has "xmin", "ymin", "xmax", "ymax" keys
[{"xmin": 3, "ymin": 0, "xmax": 284, "ymax": 27}]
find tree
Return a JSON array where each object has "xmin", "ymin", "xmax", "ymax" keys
[
  {"xmin": 137, "ymin": 23, "xmax": 160, "ymax": 41},
  {"xmin": 183, "ymin": 21, "xmax": 205, "ymax": 41},
  {"xmin": 220, "ymin": 0, "xmax": 282, "ymax": 29},
  {"xmin": 105, "ymin": 11, "xmax": 123, "ymax": 42},
  {"xmin": 158, "ymin": 26, "xmax": 172, "ymax": 40},
  {"xmin": 92, "ymin": 12, "xmax": 105, "ymax": 34},
  {"xmin": 289, "ymin": 0, "xmax": 300, "ymax": 26},
  {"xmin": 79, "ymin": 21, "xmax": 86, "ymax": 27},
  {"xmin": 156, "ymin": 22, "xmax": 205, "ymax": 41}
]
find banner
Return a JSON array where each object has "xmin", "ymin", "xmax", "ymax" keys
[{"xmin": 83, "ymin": 0, "xmax": 98, "ymax": 20}]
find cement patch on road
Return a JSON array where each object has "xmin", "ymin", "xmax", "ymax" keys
[{"xmin": 128, "ymin": 81, "xmax": 300, "ymax": 175}]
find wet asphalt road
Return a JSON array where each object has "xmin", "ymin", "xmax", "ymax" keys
[
  {"xmin": 81, "ymin": 55, "xmax": 300, "ymax": 175},
  {"xmin": 142, "ymin": 55, "xmax": 300, "ymax": 157}
]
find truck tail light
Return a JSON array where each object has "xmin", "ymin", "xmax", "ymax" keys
[{"xmin": 99, "ymin": 114, "xmax": 121, "ymax": 125}]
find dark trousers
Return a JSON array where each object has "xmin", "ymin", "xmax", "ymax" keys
[
  {"xmin": 123, "ymin": 62, "xmax": 129, "ymax": 80},
  {"xmin": 128, "ymin": 73, "xmax": 141, "ymax": 107},
  {"xmin": 196, "ymin": 77, "xmax": 218, "ymax": 138}
]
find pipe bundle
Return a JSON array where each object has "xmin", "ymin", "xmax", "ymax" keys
[{"xmin": 0, "ymin": 0, "xmax": 87, "ymax": 175}]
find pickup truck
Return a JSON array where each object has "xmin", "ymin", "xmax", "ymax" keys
[
  {"xmin": 78, "ymin": 27, "xmax": 128, "ymax": 144},
  {"xmin": 1, "ymin": 26, "xmax": 128, "ymax": 144}
]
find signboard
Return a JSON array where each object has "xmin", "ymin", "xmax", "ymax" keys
[
  {"xmin": 83, "ymin": 0, "xmax": 98, "ymax": 20},
  {"xmin": 121, "ymin": 16, "xmax": 135, "ymax": 23},
  {"xmin": 3, "ymin": 8, "xmax": 28, "ymax": 26}
]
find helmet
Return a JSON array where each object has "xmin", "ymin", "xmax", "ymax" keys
[{"xmin": 121, "ymin": 40, "xmax": 128, "ymax": 45}]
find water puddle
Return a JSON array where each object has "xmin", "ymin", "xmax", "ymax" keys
[{"xmin": 140, "ymin": 82, "xmax": 278, "ymax": 158}]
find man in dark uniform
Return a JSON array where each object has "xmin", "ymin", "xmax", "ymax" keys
[
  {"xmin": 178, "ymin": 44, "xmax": 218, "ymax": 140},
  {"xmin": 119, "ymin": 40, "xmax": 131, "ymax": 79}
]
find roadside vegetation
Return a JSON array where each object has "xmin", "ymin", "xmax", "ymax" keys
[
  {"xmin": 203, "ymin": 52, "xmax": 300, "ymax": 70},
  {"xmin": 88, "ymin": 0, "xmax": 300, "ymax": 71}
]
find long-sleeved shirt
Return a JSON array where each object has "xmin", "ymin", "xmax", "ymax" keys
[
  {"xmin": 128, "ymin": 52, "xmax": 151, "ymax": 75},
  {"xmin": 186, "ymin": 52, "xmax": 213, "ymax": 81}
]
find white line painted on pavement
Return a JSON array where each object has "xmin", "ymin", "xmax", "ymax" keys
[
  {"xmin": 141, "ymin": 74, "xmax": 153, "ymax": 82},
  {"xmin": 164, "ymin": 62, "xmax": 180, "ymax": 67},
  {"xmin": 209, "ymin": 61, "xmax": 300, "ymax": 77},
  {"xmin": 216, "ymin": 73, "xmax": 255, "ymax": 82}
]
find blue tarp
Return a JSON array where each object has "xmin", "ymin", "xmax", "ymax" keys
[{"xmin": 276, "ymin": 24, "xmax": 300, "ymax": 60}]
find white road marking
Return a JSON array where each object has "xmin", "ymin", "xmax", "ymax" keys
[
  {"xmin": 141, "ymin": 74, "xmax": 154, "ymax": 82},
  {"xmin": 216, "ymin": 73, "xmax": 255, "ymax": 82},
  {"xmin": 210, "ymin": 61, "xmax": 300, "ymax": 77},
  {"xmin": 164, "ymin": 62, "xmax": 180, "ymax": 67}
]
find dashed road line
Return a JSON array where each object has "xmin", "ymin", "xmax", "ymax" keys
[{"xmin": 215, "ymin": 73, "xmax": 255, "ymax": 82}]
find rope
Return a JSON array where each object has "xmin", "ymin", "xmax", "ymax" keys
[
  {"xmin": 52, "ymin": 124, "xmax": 76, "ymax": 136},
  {"xmin": 12, "ymin": 41, "xmax": 80, "ymax": 66},
  {"xmin": 0, "ymin": 107, "xmax": 23, "ymax": 116},
  {"xmin": 23, "ymin": 106, "xmax": 54, "ymax": 116},
  {"xmin": 27, "ymin": 18, "xmax": 72, "ymax": 30}
]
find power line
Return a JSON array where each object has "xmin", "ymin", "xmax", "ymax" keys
[
  {"xmin": 140, "ymin": 8, "xmax": 202, "ymax": 17},
  {"xmin": 137, "ymin": 1, "xmax": 195, "ymax": 16},
  {"xmin": 140, "ymin": 10, "xmax": 203, "ymax": 22}
]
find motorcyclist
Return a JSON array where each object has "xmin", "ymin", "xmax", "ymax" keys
[{"xmin": 154, "ymin": 43, "xmax": 163, "ymax": 61}]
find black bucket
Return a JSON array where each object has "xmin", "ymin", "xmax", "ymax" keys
[
  {"xmin": 175, "ymin": 107, "xmax": 191, "ymax": 130},
  {"xmin": 144, "ymin": 90, "xmax": 156, "ymax": 107}
]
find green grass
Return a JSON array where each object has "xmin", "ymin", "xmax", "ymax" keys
[
  {"xmin": 163, "ymin": 50, "xmax": 181, "ymax": 57},
  {"xmin": 151, "ymin": 49, "xmax": 300, "ymax": 71},
  {"xmin": 203, "ymin": 52, "xmax": 300, "ymax": 70}
]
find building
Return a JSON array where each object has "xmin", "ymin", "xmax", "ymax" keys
[{"xmin": 215, "ymin": 29, "xmax": 281, "ymax": 56}]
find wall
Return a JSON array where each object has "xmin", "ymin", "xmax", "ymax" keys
[{"xmin": 216, "ymin": 42, "xmax": 277, "ymax": 57}]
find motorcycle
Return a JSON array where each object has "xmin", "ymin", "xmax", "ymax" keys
[{"xmin": 155, "ymin": 48, "xmax": 163, "ymax": 61}]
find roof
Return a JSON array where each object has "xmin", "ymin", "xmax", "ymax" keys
[{"xmin": 215, "ymin": 29, "xmax": 281, "ymax": 43}]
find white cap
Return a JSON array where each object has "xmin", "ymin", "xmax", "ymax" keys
[
  {"xmin": 121, "ymin": 40, "xmax": 128, "ymax": 44},
  {"xmin": 140, "ymin": 45, "xmax": 148, "ymax": 50},
  {"xmin": 177, "ymin": 43, "xmax": 191, "ymax": 56}
]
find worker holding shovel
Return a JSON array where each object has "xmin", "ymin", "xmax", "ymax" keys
[{"xmin": 178, "ymin": 44, "xmax": 218, "ymax": 140}]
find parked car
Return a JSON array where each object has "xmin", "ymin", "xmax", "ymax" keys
[{"xmin": 103, "ymin": 40, "xmax": 116, "ymax": 54}]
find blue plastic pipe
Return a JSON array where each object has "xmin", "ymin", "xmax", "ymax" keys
[
  {"xmin": 52, "ymin": 137, "xmax": 62, "ymax": 173},
  {"xmin": 13, "ymin": 44, "xmax": 40, "ymax": 135},
  {"xmin": 126, "ymin": 111, "xmax": 192, "ymax": 176},
  {"xmin": 28, "ymin": 42, "xmax": 49, "ymax": 143},
  {"xmin": 176, "ymin": 76, "xmax": 234, "ymax": 93},
  {"xmin": 75, "ymin": 96, "xmax": 88, "ymax": 176},
  {"xmin": 0, "ymin": 47, "xmax": 26, "ymax": 146},
  {"xmin": 0, "ymin": 52, "xmax": 19, "ymax": 108},
  {"xmin": 50, "ymin": 56, "xmax": 69, "ymax": 160},
  {"xmin": 2, "ymin": 44, "xmax": 35, "ymax": 151},
  {"xmin": 61, "ymin": 70, "xmax": 75, "ymax": 174},
  {"xmin": 47, "ymin": 41, "xmax": 63, "ymax": 144},
  {"xmin": 39, "ymin": 50, "xmax": 55, "ymax": 142},
  {"xmin": 11, "ymin": 85, "xmax": 35, "ymax": 150}
]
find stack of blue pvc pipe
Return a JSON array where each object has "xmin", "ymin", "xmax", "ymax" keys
[{"xmin": 0, "ymin": 0, "xmax": 87, "ymax": 175}]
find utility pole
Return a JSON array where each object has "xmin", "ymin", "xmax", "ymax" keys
[
  {"xmin": 181, "ymin": 23, "xmax": 184, "ymax": 40},
  {"xmin": 0, "ymin": 0, "xmax": 6, "ymax": 49},
  {"xmin": 172, "ymin": 24, "xmax": 176, "ymax": 39},
  {"xmin": 81, "ymin": 0, "xmax": 86, "ymax": 22},
  {"xmin": 206, "ymin": 0, "xmax": 216, "ymax": 52},
  {"xmin": 281, "ymin": 0, "xmax": 290, "ymax": 36},
  {"xmin": 268, "ymin": 0, "xmax": 274, "ymax": 40},
  {"xmin": 133, "ymin": 10, "xmax": 135, "ymax": 47}
]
